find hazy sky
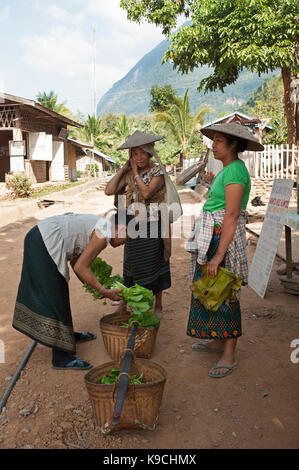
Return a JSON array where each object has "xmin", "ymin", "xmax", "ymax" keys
[{"xmin": 0, "ymin": 0, "xmax": 172, "ymax": 117}]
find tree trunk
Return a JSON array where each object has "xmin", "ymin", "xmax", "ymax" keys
[
  {"xmin": 281, "ymin": 66, "xmax": 297, "ymax": 146},
  {"xmin": 295, "ymin": 74, "xmax": 299, "ymax": 143},
  {"xmin": 179, "ymin": 152, "xmax": 184, "ymax": 169}
]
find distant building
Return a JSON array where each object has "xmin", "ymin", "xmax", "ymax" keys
[
  {"xmin": 0, "ymin": 93, "xmax": 116, "ymax": 184},
  {"xmin": 202, "ymin": 111, "xmax": 274, "ymax": 148},
  {"xmin": 74, "ymin": 143, "xmax": 116, "ymax": 175}
]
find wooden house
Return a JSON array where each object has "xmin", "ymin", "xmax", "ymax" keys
[
  {"xmin": 0, "ymin": 92, "xmax": 83, "ymax": 183},
  {"xmin": 75, "ymin": 145, "xmax": 116, "ymax": 174}
]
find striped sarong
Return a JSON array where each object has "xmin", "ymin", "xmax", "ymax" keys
[{"xmin": 123, "ymin": 219, "xmax": 171, "ymax": 295}]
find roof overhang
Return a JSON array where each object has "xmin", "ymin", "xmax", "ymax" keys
[
  {"xmin": 0, "ymin": 92, "xmax": 83, "ymax": 128},
  {"xmin": 85, "ymin": 147, "xmax": 116, "ymax": 163}
]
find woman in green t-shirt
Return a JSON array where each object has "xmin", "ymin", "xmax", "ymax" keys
[{"xmin": 186, "ymin": 122, "xmax": 264, "ymax": 378}]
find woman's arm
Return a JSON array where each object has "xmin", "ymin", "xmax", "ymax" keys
[
  {"xmin": 207, "ymin": 183, "xmax": 244, "ymax": 277},
  {"xmin": 72, "ymin": 231, "xmax": 122, "ymax": 301},
  {"xmin": 104, "ymin": 160, "xmax": 130, "ymax": 196},
  {"xmin": 131, "ymin": 160, "xmax": 164, "ymax": 200}
]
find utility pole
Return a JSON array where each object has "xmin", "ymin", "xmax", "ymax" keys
[
  {"xmin": 93, "ymin": 24, "xmax": 97, "ymax": 118},
  {"xmin": 92, "ymin": 24, "xmax": 96, "ymax": 178}
]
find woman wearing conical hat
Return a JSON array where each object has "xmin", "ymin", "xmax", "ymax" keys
[
  {"xmin": 105, "ymin": 131, "xmax": 171, "ymax": 319},
  {"xmin": 186, "ymin": 122, "xmax": 264, "ymax": 378}
]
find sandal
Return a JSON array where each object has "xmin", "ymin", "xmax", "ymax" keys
[
  {"xmin": 52, "ymin": 357, "xmax": 93, "ymax": 370},
  {"xmin": 208, "ymin": 362, "xmax": 238, "ymax": 378},
  {"xmin": 192, "ymin": 342, "xmax": 224, "ymax": 352},
  {"xmin": 75, "ymin": 332, "xmax": 97, "ymax": 343}
]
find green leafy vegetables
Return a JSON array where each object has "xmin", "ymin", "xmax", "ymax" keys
[
  {"xmin": 84, "ymin": 258, "xmax": 159, "ymax": 328},
  {"xmin": 100, "ymin": 368, "xmax": 144, "ymax": 385},
  {"xmin": 113, "ymin": 281, "xmax": 159, "ymax": 328},
  {"xmin": 84, "ymin": 257, "xmax": 123, "ymax": 300}
]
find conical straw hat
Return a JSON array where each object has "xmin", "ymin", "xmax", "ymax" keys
[
  {"xmin": 117, "ymin": 130, "xmax": 163, "ymax": 150},
  {"xmin": 200, "ymin": 122, "xmax": 264, "ymax": 152}
]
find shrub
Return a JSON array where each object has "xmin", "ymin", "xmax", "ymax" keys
[{"xmin": 6, "ymin": 172, "xmax": 32, "ymax": 198}]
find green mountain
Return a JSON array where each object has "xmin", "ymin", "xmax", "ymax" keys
[{"xmin": 97, "ymin": 35, "xmax": 275, "ymax": 120}]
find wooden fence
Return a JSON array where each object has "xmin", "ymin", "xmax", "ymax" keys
[
  {"xmin": 183, "ymin": 144, "xmax": 298, "ymax": 180},
  {"xmin": 253, "ymin": 144, "xmax": 298, "ymax": 179}
]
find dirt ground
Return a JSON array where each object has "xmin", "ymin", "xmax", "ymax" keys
[{"xmin": 0, "ymin": 190, "xmax": 298, "ymax": 450}]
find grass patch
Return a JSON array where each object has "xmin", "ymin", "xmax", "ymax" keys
[{"xmin": 31, "ymin": 181, "xmax": 86, "ymax": 199}]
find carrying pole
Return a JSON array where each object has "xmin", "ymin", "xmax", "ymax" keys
[
  {"xmin": 0, "ymin": 340, "xmax": 37, "ymax": 412},
  {"xmin": 111, "ymin": 323, "xmax": 138, "ymax": 426}
]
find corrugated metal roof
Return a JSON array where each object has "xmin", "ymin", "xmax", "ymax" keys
[{"xmin": 85, "ymin": 148, "xmax": 116, "ymax": 163}]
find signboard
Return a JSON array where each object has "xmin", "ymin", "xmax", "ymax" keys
[
  {"xmin": 248, "ymin": 178, "xmax": 294, "ymax": 298},
  {"xmin": 9, "ymin": 140, "xmax": 25, "ymax": 156},
  {"xmin": 29, "ymin": 132, "xmax": 52, "ymax": 161}
]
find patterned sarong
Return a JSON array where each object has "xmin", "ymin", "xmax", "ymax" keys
[
  {"xmin": 12, "ymin": 226, "xmax": 76, "ymax": 353},
  {"xmin": 186, "ymin": 222, "xmax": 243, "ymax": 340}
]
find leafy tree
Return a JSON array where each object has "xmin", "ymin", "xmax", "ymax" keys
[
  {"xmin": 239, "ymin": 75, "xmax": 288, "ymax": 144},
  {"xmin": 149, "ymin": 84, "xmax": 178, "ymax": 112},
  {"xmin": 121, "ymin": 0, "xmax": 298, "ymax": 145}
]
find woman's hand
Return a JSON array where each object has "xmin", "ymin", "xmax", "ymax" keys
[
  {"xmin": 130, "ymin": 158, "xmax": 138, "ymax": 176},
  {"xmin": 207, "ymin": 254, "xmax": 223, "ymax": 278},
  {"xmin": 101, "ymin": 288, "xmax": 122, "ymax": 301}
]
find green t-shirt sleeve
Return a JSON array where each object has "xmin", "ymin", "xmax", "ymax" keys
[{"xmin": 223, "ymin": 163, "xmax": 248, "ymax": 188}]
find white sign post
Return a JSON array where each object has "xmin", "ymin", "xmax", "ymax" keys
[{"xmin": 248, "ymin": 178, "xmax": 294, "ymax": 298}]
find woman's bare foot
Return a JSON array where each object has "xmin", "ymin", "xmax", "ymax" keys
[
  {"xmin": 154, "ymin": 291, "xmax": 163, "ymax": 320},
  {"xmin": 208, "ymin": 338, "xmax": 238, "ymax": 377},
  {"xmin": 204, "ymin": 339, "xmax": 225, "ymax": 350}
]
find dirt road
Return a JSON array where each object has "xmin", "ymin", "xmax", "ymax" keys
[{"xmin": 0, "ymin": 190, "xmax": 298, "ymax": 450}]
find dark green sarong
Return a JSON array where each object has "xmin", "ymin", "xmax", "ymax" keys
[{"xmin": 13, "ymin": 226, "xmax": 75, "ymax": 353}]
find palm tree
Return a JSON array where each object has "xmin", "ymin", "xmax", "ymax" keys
[
  {"xmin": 36, "ymin": 91, "xmax": 71, "ymax": 116},
  {"xmin": 84, "ymin": 115, "xmax": 113, "ymax": 148},
  {"xmin": 154, "ymin": 90, "xmax": 213, "ymax": 166},
  {"xmin": 114, "ymin": 114, "xmax": 132, "ymax": 139}
]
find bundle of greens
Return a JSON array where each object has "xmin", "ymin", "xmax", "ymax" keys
[
  {"xmin": 100, "ymin": 367, "xmax": 144, "ymax": 385},
  {"xmin": 112, "ymin": 281, "xmax": 159, "ymax": 328},
  {"xmin": 84, "ymin": 257, "xmax": 123, "ymax": 300}
]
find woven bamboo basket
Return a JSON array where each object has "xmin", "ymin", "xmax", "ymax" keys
[
  {"xmin": 84, "ymin": 358, "xmax": 167, "ymax": 434},
  {"xmin": 100, "ymin": 311, "xmax": 160, "ymax": 360}
]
